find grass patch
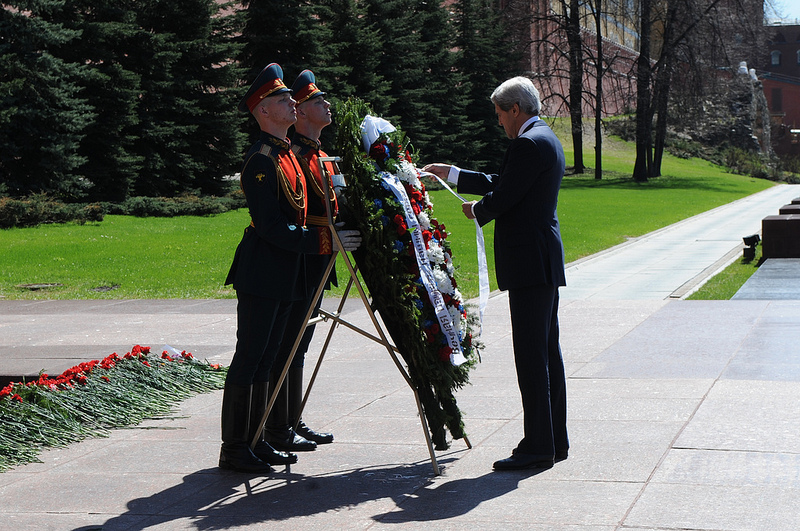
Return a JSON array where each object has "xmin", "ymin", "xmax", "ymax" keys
[
  {"xmin": 0, "ymin": 130, "xmax": 775, "ymax": 301},
  {"xmin": 687, "ymin": 246, "xmax": 764, "ymax": 300},
  {"xmin": 0, "ymin": 213, "xmax": 247, "ymax": 299}
]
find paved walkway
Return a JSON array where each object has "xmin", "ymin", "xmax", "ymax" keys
[
  {"xmin": 561, "ymin": 183, "xmax": 800, "ymax": 299},
  {"xmin": 1, "ymin": 184, "xmax": 799, "ymax": 530}
]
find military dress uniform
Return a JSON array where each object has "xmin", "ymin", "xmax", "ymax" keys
[
  {"xmin": 219, "ymin": 63, "xmax": 333, "ymax": 473},
  {"xmin": 265, "ymin": 70, "xmax": 339, "ymax": 450}
]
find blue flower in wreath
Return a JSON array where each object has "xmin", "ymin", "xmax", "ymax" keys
[
  {"xmin": 380, "ymin": 215, "xmax": 389, "ymax": 227},
  {"xmin": 373, "ymin": 199, "xmax": 383, "ymax": 209},
  {"xmin": 414, "ymin": 298, "xmax": 424, "ymax": 310},
  {"xmin": 393, "ymin": 240, "xmax": 404, "ymax": 253}
]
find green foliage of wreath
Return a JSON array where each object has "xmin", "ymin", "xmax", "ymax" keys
[{"xmin": 334, "ymin": 98, "xmax": 481, "ymax": 450}]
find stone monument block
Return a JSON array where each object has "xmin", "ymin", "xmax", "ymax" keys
[{"xmin": 762, "ymin": 214, "xmax": 800, "ymax": 258}]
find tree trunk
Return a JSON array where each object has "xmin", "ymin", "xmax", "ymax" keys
[
  {"xmin": 633, "ymin": 0, "xmax": 652, "ymax": 182},
  {"xmin": 593, "ymin": 0, "xmax": 603, "ymax": 180},
  {"xmin": 567, "ymin": 0, "xmax": 585, "ymax": 173},
  {"xmin": 652, "ymin": 0, "xmax": 679, "ymax": 177},
  {"xmin": 652, "ymin": 60, "xmax": 672, "ymax": 177}
]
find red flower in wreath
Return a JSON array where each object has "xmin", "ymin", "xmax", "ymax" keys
[{"xmin": 393, "ymin": 214, "xmax": 407, "ymax": 235}]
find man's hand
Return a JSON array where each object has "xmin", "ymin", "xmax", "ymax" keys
[
  {"xmin": 462, "ymin": 201, "xmax": 477, "ymax": 220},
  {"xmin": 333, "ymin": 222, "xmax": 362, "ymax": 252},
  {"xmin": 421, "ymin": 163, "xmax": 451, "ymax": 180}
]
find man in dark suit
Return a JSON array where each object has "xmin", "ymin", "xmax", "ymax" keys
[
  {"xmin": 220, "ymin": 63, "xmax": 360, "ymax": 473},
  {"xmin": 423, "ymin": 76, "xmax": 568, "ymax": 471}
]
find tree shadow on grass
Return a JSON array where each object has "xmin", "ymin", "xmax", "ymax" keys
[{"xmin": 561, "ymin": 172, "xmax": 748, "ymax": 194}]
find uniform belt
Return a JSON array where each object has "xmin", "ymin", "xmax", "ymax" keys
[{"xmin": 306, "ymin": 214, "xmax": 329, "ymax": 226}]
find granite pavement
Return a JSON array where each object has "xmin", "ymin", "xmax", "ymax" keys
[{"xmin": 1, "ymin": 184, "xmax": 800, "ymax": 530}]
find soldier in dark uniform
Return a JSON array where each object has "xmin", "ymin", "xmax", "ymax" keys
[
  {"xmin": 265, "ymin": 70, "xmax": 338, "ymax": 452},
  {"xmin": 220, "ymin": 63, "xmax": 360, "ymax": 473}
]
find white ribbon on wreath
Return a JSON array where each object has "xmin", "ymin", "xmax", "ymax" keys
[
  {"xmin": 423, "ymin": 173, "xmax": 490, "ymax": 328},
  {"xmin": 381, "ymin": 173, "xmax": 468, "ymax": 366}
]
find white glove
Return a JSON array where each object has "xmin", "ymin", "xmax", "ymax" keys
[{"xmin": 334, "ymin": 222, "xmax": 361, "ymax": 252}]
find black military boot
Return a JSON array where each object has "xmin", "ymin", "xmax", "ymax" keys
[
  {"xmin": 249, "ymin": 381, "xmax": 298, "ymax": 467},
  {"xmin": 289, "ymin": 367, "xmax": 333, "ymax": 444},
  {"xmin": 265, "ymin": 371, "xmax": 317, "ymax": 451},
  {"xmin": 219, "ymin": 384, "xmax": 272, "ymax": 473}
]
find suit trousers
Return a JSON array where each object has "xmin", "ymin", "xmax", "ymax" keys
[
  {"xmin": 226, "ymin": 291, "xmax": 293, "ymax": 387},
  {"xmin": 507, "ymin": 284, "xmax": 569, "ymax": 455}
]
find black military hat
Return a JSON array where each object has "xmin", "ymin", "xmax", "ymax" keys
[
  {"xmin": 238, "ymin": 63, "xmax": 291, "ymax": 114},
  {"xmin": 290, "ymin": 69, "xmax": 325, "ymax": 105}
]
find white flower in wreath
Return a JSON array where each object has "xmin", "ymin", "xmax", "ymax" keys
[
  {"xmin": 396, "ymin": 160, "xmax": 421, "ymax": 188},
  {"xmin": 453, "ymin": 288, "xmax": 463, "ymax": 304},
  {"xmin": 444, "ymin": 252, "xmax": 455, "ymax": 276},
  {"xmin": 433, "ymin": 268, "xmax": 455, "ymax": 295},
  {"xmin": 427, "ymin": 239, "xmax": 445, "ymax": 265},
  {"xmin": 448, "ymin": 305, "xmax": 466, "ymax": 335},
  {"xmin": 425, "ymin": 192, "xmax": 433, "ymax": 208},
  {"xmin": 417, "ymin": 211, "xmax": 431, "ymax": 231}
]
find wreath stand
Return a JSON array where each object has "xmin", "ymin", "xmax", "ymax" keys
[{"xmin": 250, "ymin": 156, "xmax": 471, "ymax": 476}]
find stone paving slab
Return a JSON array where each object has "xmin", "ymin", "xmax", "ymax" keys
[
  {"xmin": 3, "ymin": 297, "xmax": 800, "ymax": 530},
  {"xmin": 4, "ymin": 184, "xmax": 800, "ymax": 530},
  {"xmin": 0, "ymin": 299, "xmax": 240, "ymax": 385},
  {"xmin": 733, "ymin": 258, "xmax": 800, "ymax": 299}
]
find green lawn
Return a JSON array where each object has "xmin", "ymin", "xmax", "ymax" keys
[
  {"xmin": 0, "ymin": 131, "xmax": 774, "ymax": 301},
  {"xmin": 0, "ymin": 213, "xmax": 246, "ymax": 299}
]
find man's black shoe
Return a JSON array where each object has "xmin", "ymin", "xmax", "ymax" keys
[
  {"xmin": 253, "ymin": 440, "xmax": 298, "ymax": 465},
  {"xmin": 493, "ymin": 452, "xmax": 554, "ymax": 471},
  {"xmin": 295, "ymin": 420, "xmax": 334, "ymax": 445},
  {"xmin": 219, "ymin": 444, "xmax": 273, "ymax": 473},
  {"xmin": 266, "ymin": 426, "xmax": 317, "ymax": 452},
  {"xmin": 556, "ymin": 449, "xmax": 569, "ymax": 462}
]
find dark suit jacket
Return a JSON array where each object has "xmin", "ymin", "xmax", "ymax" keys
[
  {"xmin": 457, "ymin": 120, "xmax": 566, "ymax": 290},
  {"xmin": 225, "ymin": 132, "xmax": 328, "ymax": 300}
]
